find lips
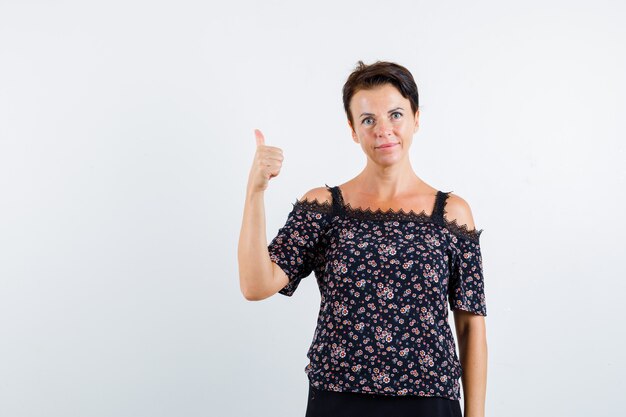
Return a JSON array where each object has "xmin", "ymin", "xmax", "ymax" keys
[{"xmin": 376, "ymin": 143, "xmax": 399, "ymax": 149}]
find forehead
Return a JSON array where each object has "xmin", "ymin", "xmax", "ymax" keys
[{"xmin": 351, "ymin": 83, "xmax": 408, "ymax": 112}]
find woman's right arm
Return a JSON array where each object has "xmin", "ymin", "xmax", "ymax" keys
[
  {"xmin": 238, "ymin": 189, "xmax": 290, "ymax": 301},
  {"xmin": 237, "ymin": 129, "xmax": 289, "ymax": 301}
]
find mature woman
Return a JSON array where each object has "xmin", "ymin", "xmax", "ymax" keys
[{"xmin": 239, "ymin": 60, "xmax": 488, "ymax": 417}]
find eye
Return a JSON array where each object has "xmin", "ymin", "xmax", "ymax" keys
[
  {"xmin": 361, "ymin": 117, "xmax": 374, "ymax": 126},
  {"xmin": 391, "ymin": 111, "xmax": 403, "ymax": 119}
]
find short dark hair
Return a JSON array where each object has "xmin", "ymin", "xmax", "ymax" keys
[{"xmin": 342, "ymin": 60, "xmax": 420, "ymax": 129}]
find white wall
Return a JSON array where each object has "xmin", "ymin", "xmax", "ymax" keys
[{"xmin": 1, "ymin": 0, "xmax": 624, "ymax": 416}]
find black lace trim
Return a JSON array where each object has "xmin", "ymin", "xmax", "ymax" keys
[
  {"xmin": 292, "ymin": 197, "xmax": 483, "ymax": 242},
  {"xmin": 340, "ymin": 202, "xmax": 483, "ymax": 242},
  {"xmin": 341, "ymin": 202, "xmax": 433, "ymax": 223},
  {"xmin": 441, "ymin": 218, "xmax": 484, "ymax": 242},
  {"xmin": 291, "ymin": 198, "xmax": 334, "ymax": 214}
]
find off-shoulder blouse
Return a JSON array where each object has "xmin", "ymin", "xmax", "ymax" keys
[{"xmin": 267, "ymin": 184, "xmax": 486, "ymax": 401}]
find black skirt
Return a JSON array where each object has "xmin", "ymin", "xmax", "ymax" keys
[{"xmin": 305, "ymin": 382, "xmax": 463, "ymax": 417}]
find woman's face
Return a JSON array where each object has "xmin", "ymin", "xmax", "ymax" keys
[{"xmin": 348, "ymin": 83, "xmax": 419, "ymax": 166}]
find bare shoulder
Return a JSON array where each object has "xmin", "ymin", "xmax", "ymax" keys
[
  {"xmin": 443, "ymin": 192, "xmax": 477, "ymax": 231},
  {"xmin": 298, "ymin": 186, "xmax": 333, "ymax": 205}
]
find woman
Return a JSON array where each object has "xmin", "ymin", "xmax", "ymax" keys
[{"xmin": 238, "ymin": 61, "xmax": 488, "ymax": 417}]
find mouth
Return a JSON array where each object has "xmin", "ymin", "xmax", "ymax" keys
[{"xmin": 376, "ymin": 143, "xmax": 399, "ymax": 149}]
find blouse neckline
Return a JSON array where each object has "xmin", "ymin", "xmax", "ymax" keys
[
  {"xmin": 292, "ymin": 183, "xmax": 483, "ymax": 242},
  {"xmin": 334, "ymin": 184, "xmax": 441, "ymax": 223}
]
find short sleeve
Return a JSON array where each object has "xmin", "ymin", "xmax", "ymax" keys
[
  {"xmin": 448, "ymin": 234, "xmax": 487, "ymax": 316},
  {"xmin": 267, "ymin": 201, "xmax": 333, "ymax": 297}
]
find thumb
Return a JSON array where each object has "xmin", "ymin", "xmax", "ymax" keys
[{"xmin": 254, "ymin": 129, "xmax": 265, "ymax": 147}]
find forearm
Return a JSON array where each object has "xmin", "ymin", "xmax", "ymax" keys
[
  {"xmin": 237, "ymin": 189, "xmax": 274, "ymax": 300},
  {"xmin": 458, "ymin": 323, "xmax": 488, "ymax": 417}
]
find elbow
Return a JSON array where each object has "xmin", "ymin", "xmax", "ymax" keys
[
  {"xmin": 238, "ymin": 260, "xmax": 275, "ymax": 302},
  {"xmin": 242, "ymin": 288, "xmax": 263, "ymax": 301},
  {"xmin": 242, "ymin": 293, "xmax": 257, "ymax": 302},
  {"xmin": 240, "ymin": 280, "xmax": 270, "ymax": 302},
  {"xmin": 240, "ymin": 280, "xmax": 260, "ymax": 301}
]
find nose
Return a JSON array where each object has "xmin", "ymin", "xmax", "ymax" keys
[{"xmin": 374, "ymin": 119, "xmax": 393, "ymax": 137}]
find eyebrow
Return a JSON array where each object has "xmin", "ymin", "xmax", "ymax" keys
[{"xmin": 359, "ymin": 107, "xmax": 404, "ymax": 118}]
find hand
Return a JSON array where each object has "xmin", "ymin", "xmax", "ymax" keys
[{"xmin": 246, "ymin": 129, "xmax": 284, "ymax": 194}]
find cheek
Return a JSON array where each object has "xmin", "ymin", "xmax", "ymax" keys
[
  {"xmin": 399, "ymin": 124, "xmax": 414, "ymax": 135},
  {"xmin": 360, "ymin": 129, "xmax": 376, "ymax": 138}
]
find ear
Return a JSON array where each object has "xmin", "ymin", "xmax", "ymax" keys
[
  {"xmin": 413, "ymin": 109, "xmax": 420, "ymax": 132},
  {"xmin": 348, "ymin": 120, "xmax": 359, "ymax": 143}
]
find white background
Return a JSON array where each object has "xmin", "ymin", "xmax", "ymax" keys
[{"xmin": 1, "ymin": 1, "xmax": 625, "ymax": 416}]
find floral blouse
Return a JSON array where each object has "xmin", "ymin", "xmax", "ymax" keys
[{"xmin": 267, "ymin": 184, "xmax": 487, "ymax": 401}]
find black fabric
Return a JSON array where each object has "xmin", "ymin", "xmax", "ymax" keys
[
  {"xmin": 267, "ymin": 184, "xmax": 486, "ymax": 400},
  {"xmin": 305, "ymin": 382, "xmax": 463, "ymax": 417},
  {"xmin": 431, "ymin": 190, "xmax": 451, "ymax": 226},
  {"xmin": 326, "ymin": 183, "xmax": 344, "ymax": 216}
]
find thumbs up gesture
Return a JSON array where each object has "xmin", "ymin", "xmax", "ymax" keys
[{"xmin": 247, "ymin": 129, "xmax": 284, "ymax": 193}]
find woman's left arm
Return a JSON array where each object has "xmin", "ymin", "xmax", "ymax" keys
[{"xmin": 454, "ymin": 310, "xmax": 488, "ymax": 417}]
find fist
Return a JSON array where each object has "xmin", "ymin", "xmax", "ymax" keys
[{"xmin": 247, "ymin": 129, "xmax": 284, "ymax": 193}]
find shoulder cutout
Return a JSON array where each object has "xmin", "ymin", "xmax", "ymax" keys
[
  {"xmin": 443, "ymin": 192, "xmax": 477, "ymax": 232},
  {"xmin": 298, "ymin": 186, "xmax": 333, "ymax": 205}
]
